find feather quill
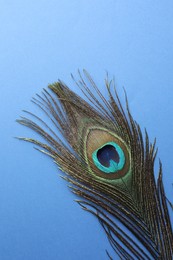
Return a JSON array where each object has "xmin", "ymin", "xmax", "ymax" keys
[{"xmin": 17, "ymin": 71, "xmax": 173, "ymax": 259}]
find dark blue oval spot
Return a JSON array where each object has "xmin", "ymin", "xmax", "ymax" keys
[
  {"xmin": 92, "ymin": 141, "xmax": 125, "ymax": 173},
  {"xmin": 97, "ymin": 145, "xmax": 120, "ymax": 167}
]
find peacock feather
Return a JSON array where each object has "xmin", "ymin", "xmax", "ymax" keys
[{"xmin": 17, "ymin": 71, "xmax": 173, "ymax": 259}]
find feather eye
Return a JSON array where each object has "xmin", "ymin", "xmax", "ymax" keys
[
  {"xmin": 84, "ymin": 128, "xmax": 130, "ymax": 180},
  {"xmin": 17, "ymin": 71, "xmax": 173, "ymax": 259}
]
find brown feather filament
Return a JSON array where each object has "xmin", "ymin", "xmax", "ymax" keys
[{"xmin": 17, "ymin": 71, "xmax": 173, "ymax": 259}]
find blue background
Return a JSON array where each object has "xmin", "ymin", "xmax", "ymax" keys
[{"xmin": 1, "ymin": 1, "xmax": 173, "ymax": 259}]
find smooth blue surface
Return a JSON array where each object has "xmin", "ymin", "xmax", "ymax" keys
[{"xmin": 0, "ymin": 1, "xmax": 173, "ymax": 259}]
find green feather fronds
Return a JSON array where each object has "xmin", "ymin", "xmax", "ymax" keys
[{"xmin": 17, "ymin": 71, "xmax": 173, "ymax": 259}]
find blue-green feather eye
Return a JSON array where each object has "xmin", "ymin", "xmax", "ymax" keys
[
  {"xmin": 92, "ymin": 142, "xmax": 125, "ymax": 174},
  {"xmin": 85, "ymin": 128, "xmax": 130, "ymax": 180}
]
